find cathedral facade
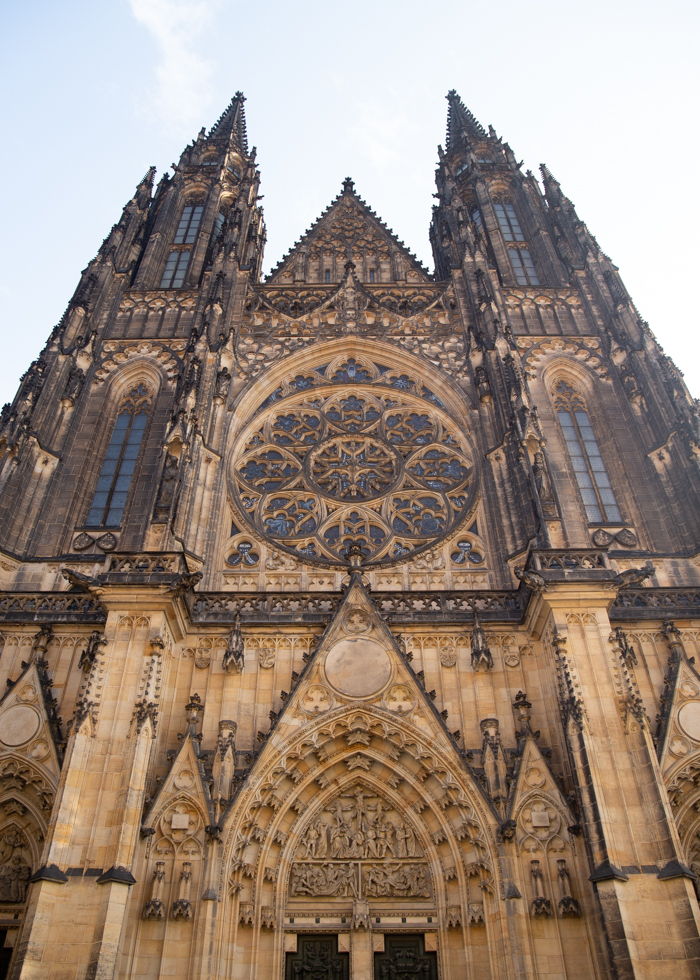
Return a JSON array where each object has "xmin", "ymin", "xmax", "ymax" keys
[{"xmin": 0, "ymin": 91, "xmax": 699, "ymax": 980}]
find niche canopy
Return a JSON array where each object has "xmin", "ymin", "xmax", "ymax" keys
[{"xmin": 230, "ymin": 360, "xmax": 478, "ymax": 567}]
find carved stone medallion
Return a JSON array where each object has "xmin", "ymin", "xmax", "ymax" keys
[
  {"xmin": 324, "ymin": 639, "xmax": 391, "ymax": 697},
  {"xmin": 301, "ymin": 685, "xmax": 333, "ymax": 715},
  {"xmin": 384, "ymin": 685, "xmax": 415, "ymax": 715},
  {"xmin": 343, "ymin": 607, "xmax": 371, "ymax": 634}
]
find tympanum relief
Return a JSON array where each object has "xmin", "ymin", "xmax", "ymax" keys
[{"xmin": 289, "ymin": 789, "xmax": 431, "ymax": 900}]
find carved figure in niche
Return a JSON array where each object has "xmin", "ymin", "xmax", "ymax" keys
[
  {"xmin": 223, "ymin": 615, "xmax": 244, "ymax": 674},
  {"xmin": 154, "ymin": 453, "xmax": 179, "ymax": 517},
  {"xmin": 63, "ymin": 367, "xmax": 85, "ymax": 405},
  {"xmin": 532, "ymin": 450, "xmax": 555, "ymax": 515},
  {"xmin": 0, "ymin": 832, "xmax": 31, "ymax": 902},
  {"xmin": 215, "ymin": 367, "xmax": 231, "ymax": 400}
]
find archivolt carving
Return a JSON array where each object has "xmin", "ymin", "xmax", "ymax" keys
[
  {"xmin": 220, "ymin": 705, "xmax": 498, "ymax": 914},
  {"xmin": 516, "ymin": 336, "xmax": 609, "ymax": 380},
  {"xmin": 93, "ymin": 340, "xmax": 186, "ymax": 385}
]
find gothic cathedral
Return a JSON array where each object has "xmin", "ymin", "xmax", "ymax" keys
[{"xmin": 0, "ymin": 91, "xmax": 699, "ymax": 980}]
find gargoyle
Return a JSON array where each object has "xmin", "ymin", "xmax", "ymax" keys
[
  {"xmin": 167, "ymin": 571, "xmax": 203, "ymax": 598},
  {"xmin": 513, "ymin": 566, "xmax": 546, "ymax": 592},
  {"xmin": 612, "ymin": 563, "xmax": 655, "ymax": 587},
  {"xmin": 62, "ymin": 568, "xmax": 103, "ymax": 594}
]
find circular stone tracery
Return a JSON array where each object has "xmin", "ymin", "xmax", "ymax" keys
[{"xmin": 230, "ymin": 385, "xmax": 477, "ymax": 566}]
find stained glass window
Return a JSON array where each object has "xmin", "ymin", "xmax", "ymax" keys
[
  {"xmin": 85, "ymin": 385, "xmax": 151, "ymax": 527},
  {"xmin": 494, "ymin": 201, "xmax": 525, "ymax": 242},
  {"xmin": 508, "ymin": 246, "xmax": 540, "ymax": 286},
  {"xmin": 160, "ymin": 250, "xmax": 190, "ymax": 288},
  {"xmin": 173, "ymin": 205, "xmax": 203, "ymax": 244},
  {"xmin": 553, "ymin": 380, "xmax": 621, "ymax": 523}
]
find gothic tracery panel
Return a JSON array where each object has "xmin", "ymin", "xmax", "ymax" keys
[{"xmin": 230, "ymin": 384, "xmax": 477, "ymax": 566}]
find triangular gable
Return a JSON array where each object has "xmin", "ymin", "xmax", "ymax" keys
[
  {"xmin": 0, "ymin": 652, "xmax": 63, "ymax": 782},
  {"xmin": 507, "ymin": 734, "xmax": 575, "ymax": 844},
  {"xmin": 266, "ymin": 179, "xmax": 432, "ymax": 285},
  {"xmin": 657, "ymin": 638, "xmax": 700, "ymax": 777},
  {"xmin": 247, "ymin": 570, "xmax": 464, "ymax": 761},
  {"xmin": 142, "ymin": 733, "xmax": 214, "ymax": 831}
]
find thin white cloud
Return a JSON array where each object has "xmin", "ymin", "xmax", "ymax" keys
[{"xmin": 129, "ymin": 0, "xmax": 226, "ymax": 125}]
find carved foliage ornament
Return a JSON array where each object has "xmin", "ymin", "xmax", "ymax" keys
[{"xmin": 230, "ymin": 386, "xmax": 477, "ymax": 566}]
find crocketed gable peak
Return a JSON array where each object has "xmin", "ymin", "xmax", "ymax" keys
[
  {"xmin": 266, "ymin": 177, "xmax": 432, "ymax": 285},
  {"xmin": 445, "ymin": 89, "xmax": 487, "ymax": 149}
]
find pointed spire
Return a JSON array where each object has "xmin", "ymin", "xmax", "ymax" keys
[
  {"xmin": 134, "ymin": 166, "xmax": 156, "ymax": 209},
  {"xmin": 445, "ymin": 90, "xmax": 486, "ymax": 149},
  {"xmin": 539, "ymin": 163, "xmax": 563, "ymax": 206},
  {"xmin": 208, "ymin": 92, "xmax": 248, "ymax": 152}
]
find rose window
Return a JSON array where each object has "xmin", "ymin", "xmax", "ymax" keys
[{"xmin": 231, "ymin": 386, "xmax": 477, "ymax": 566}]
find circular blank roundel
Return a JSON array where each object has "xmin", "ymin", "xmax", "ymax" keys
[
  {"xmin": 678, "ymin": 701, "xmax": 700, "ymax": 742},
  {"xmin": 324, "ymin": 638, "xmax": 391, "ymax": 697},
  {"xmin": 0, "ymin": 705, "xmax": 40, "ymax": 747}
]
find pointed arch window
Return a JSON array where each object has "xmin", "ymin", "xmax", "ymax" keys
[
  {"xmin": 493, "ymin": 200, "xmax": 540, "ymax": 285},
  {"xmin": 494, "ymin": 202, "xmax": 524, "ymax": 241},
  {"xmin": 85, "ymin": 385, "xmax": 151, "ymax": 527},
  {"xmin": 508, "ymin": 246, "xmax": 540, "ymax": 286},
  {"xmin": 160, "ymin": 250, "xmax": 190, "ymax": 288},
  {"xmin": 553, "ymin": 380, "xmax": 621, "ymax": 523},
  {"xmin": 160, "ymin": 204, "xmax": 204, "ymax": 288},
  {"xmin": 173, "ymin": 204, "xmax": 204, "ymax": 244}
]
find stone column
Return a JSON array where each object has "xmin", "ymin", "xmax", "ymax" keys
[{"xmin": 351, "ymin": 900, "xmax": 373, "ymax": 980}]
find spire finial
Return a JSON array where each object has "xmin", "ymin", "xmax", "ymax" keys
[
  {"xmin": 207, "ymin": 92, "xmax": 249, "ymax": 152},
  {"xmin": 445, "ymin": 90, "xmax": 486, "ymax": 149},
  {"xmin": 342, "ymin": 177, "xmax": 355, "ymax": 194}
]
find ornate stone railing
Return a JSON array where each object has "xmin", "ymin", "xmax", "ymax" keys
[
  {"xmin": 611, "ymin": 588, "xmax": 700, "ymax": 620},
  {"xmin": 188, "ymin": 590, "xmax": 526, "ymax": 625},
  {"xmin": 0, "ymin": 593, "xmax": 106, "ymax": 624},
  {"xmin": 530, "ymin": 549, "xmax": 610, "ymax": 571},
  {"xmin": 1, "ymin": 583, "xmax": 696, "ymax": 627},
  {"xmin": 106, "ymin": 552, "xmax": 187, "ymax": 576}
]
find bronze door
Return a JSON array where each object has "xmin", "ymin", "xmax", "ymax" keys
[
  {"xmin": 374, "ymin": 935, "xmax": 438, "ymax": 980},
  {"xmin": 285, "ymin": 935, "xmax": 350, "ymax": 980}
]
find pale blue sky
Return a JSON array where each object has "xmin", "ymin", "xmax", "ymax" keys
[{"xmin": 1, "ymin": 0, "xmax": 698, "ymax": 403}]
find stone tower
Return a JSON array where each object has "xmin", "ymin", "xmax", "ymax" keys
[{"xmin": 0, "ymin": 90, "xmax": 699, "ymax": 980}]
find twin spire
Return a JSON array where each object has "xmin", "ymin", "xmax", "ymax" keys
[{"xmin": 205, "ymin": 89, "xmax": 485, "ymax": 158}]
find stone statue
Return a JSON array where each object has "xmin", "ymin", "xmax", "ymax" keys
[{"xmin": 223, "ymin": 615, "xmax": 245, "ymax": 674}]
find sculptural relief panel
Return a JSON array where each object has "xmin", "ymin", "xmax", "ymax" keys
[{"xmin": 289, "ymin": 788, "xmax": 431, "ymax": 901}]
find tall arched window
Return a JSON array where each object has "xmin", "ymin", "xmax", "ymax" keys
[
  {"xmin": 494, "ymin": 199, "xmax": 540, "ymax": 285},
  {"xmin": 160, "ymin": 203, "xmax": 204, "ymax": 289},
  {"xmin": 85, "ymin": 385, "xmax": 152, "ymax": 527},
  {"xmin": 552, "ymin": 379, "xmax": 621, "ymax": 523}
]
